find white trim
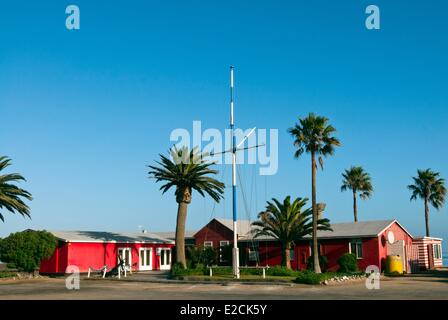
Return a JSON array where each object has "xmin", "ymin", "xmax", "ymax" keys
[
  {"xmin": 117, "ymin": 247, "xmax": 132, "ymax": 271},
  {"xmin": 159, "ymin": 248, "xmax": 171, "ymax": 270},
  {"xmin": 413, "ymin": 236, "xmax": 443, "ymax": 241},
  {"xmin": 139, "ymin": 248, "xmax": 153, "ymax": 271},
  {"xmin": 377, "ymin": 220, "xmax": 414, "ymax": 239},
  {"xmin": 204, "ymin": 241, "xmax": 213, "ymax": 248},
  {"xmin": 59, "ymin": 239, "xmax": 174, "ymax": 244}
]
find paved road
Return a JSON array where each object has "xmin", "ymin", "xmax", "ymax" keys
[{"xmin": 0, "ymin": 274, "xmax": 447, "ymax": 300}]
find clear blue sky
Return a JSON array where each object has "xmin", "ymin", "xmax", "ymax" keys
[{"xmin": 1, "ymin": 1, "xmax": 447, "ymax": 244}]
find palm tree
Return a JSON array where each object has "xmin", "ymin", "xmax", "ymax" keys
[
  {"xmin": 148, "ymin": 146, "xmax": 225, "ymax": 268},
  {"xmin": 252, "ymin": 196, "xmax": 332, "ymax": 269},
  {"xmin": 341, "ymin": 166, "xmax": 373, "ymax": 222},
  {"xmin": 288, "ymin": 113, "xmax": 341, "ymax": 273},
  {"xmin": 0, "ymin": 156, "xmax": 33, "ymax": 222},
  {"xmin": 408, "ymin": 169, "xmax": 446, "ymax": 237}
]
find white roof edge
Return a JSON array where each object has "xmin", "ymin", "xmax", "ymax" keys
[
  {"xmin": 377, "ymin": 219, "xmax": 414, "ymax": 239},
  {"xmin": 413, "ymin": 236, "xmax": 443, "ymax": 241},
  {"xmin": 57, "ymin": 238, "xmax": 175, "ymax": 244}
]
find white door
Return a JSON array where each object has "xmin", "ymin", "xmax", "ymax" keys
[
  {"xmin": 118, "ymin": 248, "xmax": 132, "ymax": 271},
  {"xmin": 139, "ymin": 248, "xmax": 153, "ymax": 271},
  {"xmin": 159, "ymin": 248, "xmax": 171, "ymax": 270}
]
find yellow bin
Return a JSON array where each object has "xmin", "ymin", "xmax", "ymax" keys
[{"xmin": 386, "ymin": 255, "xmax": 403, "ymax": 274}]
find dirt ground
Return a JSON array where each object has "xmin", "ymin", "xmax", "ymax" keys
[{"xmin": 0, "ymin": 272, "xmax": 447, "ymax": 300}]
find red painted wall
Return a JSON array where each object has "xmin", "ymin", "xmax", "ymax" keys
[
  {"xmin": 377, "ymin": 222, "xmax": 413, "ymax": 271},
  {"xmin": 40, "ymin": 241, "xmax": 69, "ymax": 273},
  {"xmin": 194, "ymin": 220, "xmax": 234, "ymax": 249},
  {"xmin": 40, "ymin": 242, "xmax": 174, "ymax": 274},
  {"xmin": 191, "ymin": 220, "xmax": 415, "ymax": 272}
]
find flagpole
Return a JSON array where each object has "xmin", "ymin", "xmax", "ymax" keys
[{"xmin": 230, "ymin": 66, "xmax": 240, "ymax": 279}]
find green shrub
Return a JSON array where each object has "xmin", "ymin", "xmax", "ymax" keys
[
  {"xmin": 307, "ymin": 254, "xmax": 328, "ymax": 272},
  {"xmin": 266, "ymin": 266, "xmax": 298, "ymax": 277},
  {"xmin": 186, "ymin": 246, "xmax": 218, "ymax": 268},
  {"xmin": 294, "ymin": 270, "xmax": 336, "ymax": 285},
  {"xmin": 170, "ymin": 263, "xmax": 206, "ymax": 276},
  {"xmin": 0, "ymin": 230, "xmax": 57, "ymax": 272},
  {"xmin": 337, "ymin": 253, "xmax": 358, "ymax": 273},
  {"xmin": 0, "ymin": 271, "xmax": 15, "ymax": 278}
]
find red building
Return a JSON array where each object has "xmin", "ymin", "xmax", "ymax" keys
[
  {"xmin": 40, "ymin": 230, "xmax": 174, "ymax": 274},
  {"xmin": 194, "ymin": 218, "xmax": 429, "ymax": 273}
]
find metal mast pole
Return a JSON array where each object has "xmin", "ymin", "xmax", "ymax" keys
[{"xmin": 230, "ymin": 66, "xmax": 240, "ymax": 279}]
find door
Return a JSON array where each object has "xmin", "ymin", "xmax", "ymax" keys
[
  {"xmin": 427, "ymin": 244, "xmax": 435, "ymax": 270},
  {"xmin": 139, "ymin": 248, "xmax": 153, "ymax": 271},
  {"xmin": 159, "ymin": 248, "xmax": 171, "ymax": 270},
  {"xmin": 118, "ymin": 248, "xmax": 132, "ymax": 271}
]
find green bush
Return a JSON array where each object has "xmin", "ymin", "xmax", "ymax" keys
[
  {"xmin": 307, "ymin": 254, "xmax": 328, "ymax": 272},
  {"xmin": 171, "ymin": 263, "xmax": 206, "ymax": 276},
  {"xmin": 266, "ymin": 266, "xmax": 298, "ymax": 277},
  {"xmin": 0, "ymin": 230, "xmax": 57, "ymax": 272},
  {"xmin": 337, "ymin": 253, "xmax": 358, "ymax": 273},
  {"xmin": 294, "ymin": 270, "xmax": 336, "ymax": 285},
  {"xmin": 0, "ymin": 271, "xmax": 15, "ymax": 278},
  {"xmin": 186, "ymin": 246, "xmax": 218, "ymax": 268}
]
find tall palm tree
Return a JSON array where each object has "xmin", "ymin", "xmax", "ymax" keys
[
  {"xmin": 341, "ymin": 166, "xmax": 373, "ymax": 222},
  {"xmin": 408, "ymin": 169, "xmax": 446, "ymax": 237},
  {"xmin": 252, "ymin": 196, "xmax": 332, "ymax": 269},
  {"xmin": 148, "ymin": 146, "xmax": 225, "ymax": 268},
  {"xmin": 288, "ymin": 113, "xmax": 341, "ymax": 273},
  {"xmin": 0, "ymin": 156, "xmax": 33, "ymax": 222}
]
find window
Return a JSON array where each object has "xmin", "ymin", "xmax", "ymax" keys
[
  {"xmin": 433, "ymin": 244, "xmax": 442, "ymax": 259},
  {"xmin": 220, "ymin": 240, "xmax": 230, "ymax": 247},
  {"xmin": 204, "ymin": 241, "xmax": 213, "ymax": 248},
  {"xmin": 350, "ymin": 239, "xmax": 363, "ymax": 259},
  {"xmin": 219, "ymin": 241, "xmax": 230, "ymax": 263},
  {"xmin": 139, "ymin": 248, "xmax": 153, "ymax": 270}
]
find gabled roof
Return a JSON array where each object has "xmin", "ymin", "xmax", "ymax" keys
[
  {"xmin": 211, "ymin": 218, "xmax": 404, "ymax": 240},
  {"xmin": 49, "ymin": 230, "xmax": 174, "ymax": 244},
  {"xmin": 213, "ymin": 218, "xmax": 256, "ymax": 239},
  {"xmin": 303, "ymin": 219, "xmax": 397, "ymax": 239}
]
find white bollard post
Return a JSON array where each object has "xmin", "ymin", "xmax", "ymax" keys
[
  {"xmin": 209, "ymin": 267, "xmax": 213, "ymax": 277},
  {"xmin": 118, "ymin": 267, "xmax": 121, "ymax": 279},
  {"xmin": 262, "ymin": 268, "xmax": 266, "ymax": 279},
  {"xmin": 102, "ymin": 266, "xmax": 107, "ymax": 278},
  {"xmin": 87, "ymin": 267, "xmax": 91, "ymax": 278}
]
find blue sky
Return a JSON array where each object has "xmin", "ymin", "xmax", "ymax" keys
[{"xmin": 1, "ymin": 1, "xmax": 447, "ymax": 244}]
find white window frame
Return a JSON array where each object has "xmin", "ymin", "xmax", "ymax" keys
[
  {"xmin": 219, "ymin": 241, "xmax": 230, "ymax": 262},
  {"xmin": 139, "ymin": 248, "xmax": 153, "ymax": 271},
  {"xmin": 349, "ymin": 239, "xmax": 363, "ymax": 259},
  {"xmin": 433, "ymin": 244, "xmax": 442, "ymax": 260},
  {"xmin": 204, "ymin": 241, "xmax": 213, "ymax": 248},
  {"xmin": 117, "ymin": 247, "xmax": 132, "ymax": 271},
  {"xmin": 159, "ymin": 248, "xmax": 171, "ymax": 270}
]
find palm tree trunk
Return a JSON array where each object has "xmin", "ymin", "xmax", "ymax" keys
[
  {"xmin": 175, "ymin": 201, "xmax": 188, "ymax": 268},
  {"xmin": 281, "ymin": 243, "xmax": 291, "ymax": 269},
  {"xmin": 311, "ymin": 152, "xmax": 321, "ymax": 273},
  {"xmin": 353, "ymin": 190, "xmax": 358, "ymax": 222},
  {"xmin": 424, "ymin": 197, "xmax": 430, "ymax": 237}
]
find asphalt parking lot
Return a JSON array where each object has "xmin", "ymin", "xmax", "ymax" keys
[{"xmin": 0, "ymin": 273, "xmax": 447, "ymax": 300}]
